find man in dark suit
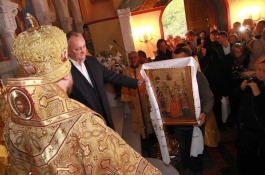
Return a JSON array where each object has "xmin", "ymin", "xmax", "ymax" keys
[{"xmin": 67, "ymin": 32, "xmax": 142, "ymax": 130}]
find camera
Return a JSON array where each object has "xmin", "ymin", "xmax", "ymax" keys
[
  {"xmin": 246, "ymin": 76, "xmax": 258, "ymax": 83},
  {"xmin": 239, "ymin": 26, "xmax": 246, "ymax": 32},
  {"xmin": 232, "ymin": 65, "xmax": 244, "ymax": 73}
]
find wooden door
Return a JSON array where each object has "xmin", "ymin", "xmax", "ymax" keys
[{"xmin": 184, "ymin": 0, "xmax": 217, "ymax": 34}]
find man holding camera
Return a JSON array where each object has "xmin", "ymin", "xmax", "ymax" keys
[{"xmin": 237, "ymin": 60, "xmax": 265, "ymax": 175}]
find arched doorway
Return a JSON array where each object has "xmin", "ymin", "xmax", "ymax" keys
[
  {"xmin": 162, "ymin": 0, "xmax": 187, "ymax": 38},
  {"xmin": 161, "ymin": 0, "xmax": 228, "ymax": 37}
]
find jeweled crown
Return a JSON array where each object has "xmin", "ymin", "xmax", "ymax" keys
[{"xmin": 12, "ymin": 24, "xmax": 71, "ymax": 82}]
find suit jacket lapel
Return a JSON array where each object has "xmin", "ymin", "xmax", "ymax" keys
[
  {"xmin": 71, "ymin": 62, "xmax": 94, "ymax": 89},
  {"xmin": 84, "ymin": 59, "xmax": 98, "ymax": 89},
  {"xmin": 71, "ymin": 65, "xmax": 96, "ymax": 111}
]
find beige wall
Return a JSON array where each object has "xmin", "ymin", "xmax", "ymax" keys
[
  {"xmin": 79, "ymin": 0, "xmax": 123, "ymax": 22},
  {"xmin": 227, "ymin": 0, "xmax": 265, "ymax": 26},
  {"xmin": 131, "ymin": 9, "xmax": 163, "ymax": 59},
  {"xmin": 89, "ymin": 8, "xmax": 163, "ymax": 61},
  {"xmin": 89, "ymin": 19, "xmax": 126, "ymax": 59}
]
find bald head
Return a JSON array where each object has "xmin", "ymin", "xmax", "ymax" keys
[
  {"xmin": 67, "ymin": 32, "xmax": 87, "ymax": 64},
  {"xmin": 128, "ymin": 51, "xmax": 140, "ymax": 68}
]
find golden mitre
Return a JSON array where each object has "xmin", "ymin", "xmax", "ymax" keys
[{"xmin": 12, "ymin": 23, "xmax": 71, "ymax": 83}]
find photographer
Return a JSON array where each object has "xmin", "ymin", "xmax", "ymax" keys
[
  {"xmin": 225, "ymin": 43, "xmax": 249, "ymax": 127},
  {"xmin": 236, "ymin": 60, "xmax": 265, "ymax": 175}
]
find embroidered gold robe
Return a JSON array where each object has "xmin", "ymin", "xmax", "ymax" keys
[
  {"xmin": 3, "ymin": 78, "xmax": 161, "ymax": 175},
  {"xmin": 0, "ymin": 81, "xmax": 11, "ymax": 174},
  {"xmin": 121, "ymin": 65, "xmax": 154, "ymax": 139},
  {"xmin": 204, "ymin": 111, "xmax": 221, "ymax": 147}
]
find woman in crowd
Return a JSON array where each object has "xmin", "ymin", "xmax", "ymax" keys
[
  {"xmin": 225, "ymin": 43, "xmax": 249, "ymax": 127},
  {"xmin": 236, "ymin": 60, "xmax": 265, "ymax": 175}
]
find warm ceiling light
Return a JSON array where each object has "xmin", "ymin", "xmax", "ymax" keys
[{"xmin": 238, "ymin": 5, "xmax": 262, "ymax": 21}]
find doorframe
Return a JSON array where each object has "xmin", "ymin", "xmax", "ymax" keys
[{"xmin": 159, "ymin": 0, "xmax": 230, "ymax": 38}]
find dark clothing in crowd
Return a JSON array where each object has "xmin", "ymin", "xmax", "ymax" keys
[
  {"xmin": 225, "ymin": 52, "xmax": 249, "ymax": 126},
  {"xmin": 200, "ymin": 38, "xmax": 229, "ymax": 130},
  {"xmin": 236, "ymin": 80, "xmax": 265, "ymax": 175},
  {"xmin": 174, "ymin": 72, "xmax": 214, "ymax": 174},
  {"xmin": 154, "ymin": 49, "xmax": 172, "ymax": 61}
]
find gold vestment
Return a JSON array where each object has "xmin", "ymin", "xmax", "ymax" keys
[
  {"xmin": 3, "ymin": 77, "xmax": 161, "ymax": 175},
  {"xmin": 204, "ymin": 111, "xmax": 221, "ymax": 147},
  {"xmin": 121, "ymin": 65, "xmax": 154, "ymax": 139},
  {"xmin": 0, "ymin": 82, "xmax": 10, "ymax": 174}
]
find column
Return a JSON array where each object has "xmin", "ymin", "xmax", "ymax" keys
[
  {"xmin": 0, "ymin": 0, "xmax": 18, "ymax": 79},
  {"xmin": 69, "ymin": 0, "xmax": 83, "ymax": 33},
  {"xmin": 77, "ymin": 0, "xmax": 92, "ymax": 22},
  {"xmin": 30, "ymin": 0, "xmax": 54, "ymax": 25},
  {"xmin": 52, "ymin": 0, "xmax": 73, "ymax": 33},
  {"xmin": 117, "ymin": 8, "xmax": 135, "ymax": 64}
]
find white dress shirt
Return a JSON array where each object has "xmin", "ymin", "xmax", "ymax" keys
[
  {"xmin": 222, "ymin": 43, "xmax": 230, "ymax": 55},
  {"xmin": 69, "ymin": 58, "xmax": 94, "ymax": 87}
]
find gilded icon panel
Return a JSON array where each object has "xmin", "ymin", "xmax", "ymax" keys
[
  {"xmin": 145, "ymin": 66, "xmax": 197, "ymax": 125},
  {"xmin": 8, "ymin": 89, "xmax": 33, "ymax": 120}
]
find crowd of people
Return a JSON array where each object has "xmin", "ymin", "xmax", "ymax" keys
[
  {"xmin": 121, "ymin": 19, "xmax": 265, "ymax": 174},
  {"xmin": 144, "ymin": 20, "xmax": 265, "ymax": 174},
  {"xmin": 0, "ymin": 17, "xmax": 264, "ymax": 174}
]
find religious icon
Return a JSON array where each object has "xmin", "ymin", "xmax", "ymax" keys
[
  {"xmin": 140, "ymin": 57, "xmax": 200, "ymax": 165},
  {"xmin": 141, "ymin": 57, "xmax": 200, "ymax": 125},
  {"xmin": 8, "ymin": 89, "xmax": 33, "ymax": 120},
  {"xmin": 15, "ymin": 96, "xmax": 30, "ymax": 119}
]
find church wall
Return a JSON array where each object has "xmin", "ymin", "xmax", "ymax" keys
[
  {"xmin": 131, "ymin": 9, "xmax": 163, "ymax": 59},
  {"xmin": 89, "ymin": 1, "xmax": 116, "ymax": 21},
  {"xmin": 210, "ymin": 0, "xmax": 228, "ymax": 30},
  {"xmin": 227, "ymin": 0, "xmax": 265, "ymax": 25},
  {"xmin": 78, "ymin": 0, "xmax": 123, "ymax": 22},
  {"xmin": 87, "ymin": 8, "xmax": 163, "ymax": 60},
  {"xmin": 89, "ymin": 18, "xmax": 126, "ymax": 58}
]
